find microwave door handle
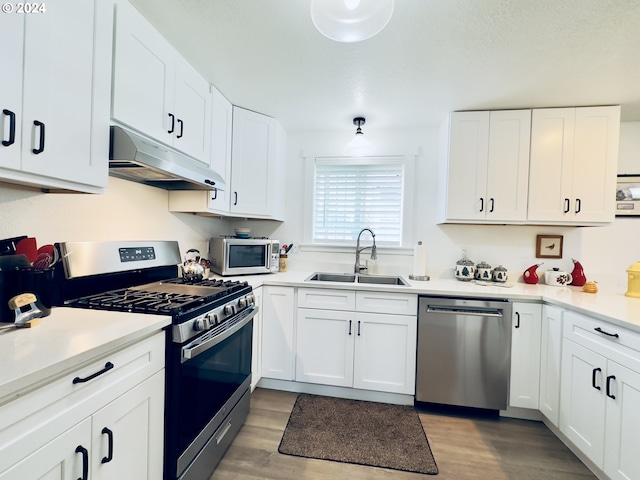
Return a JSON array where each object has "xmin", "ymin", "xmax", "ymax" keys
[{"xmin": 181, "ymin": 307, "xmax": 257, "ymax": 363}]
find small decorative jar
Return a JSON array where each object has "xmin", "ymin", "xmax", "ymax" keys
[
  {"xmin": 455, "ymin": 250, "xmax": 475, "ymax": 282},
  {"xmin": 475, "ymin": 261, "xmax": 492, "ymax": 281},
  {"xmin": 492, "ymin": 265, "xmax": 508, "ymax": 283}
]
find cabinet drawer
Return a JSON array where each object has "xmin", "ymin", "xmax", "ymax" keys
[
  {"xmin": 356, "ymin": 291, "xmax": 417, "ymax": 315},
  {"xmin": 563, "ymin": 310, "xmax": 640, "ymax": 373},
  {"xmin": 0, "ymin": 332, "xmax": 165, "ymax": 473},
  {"xmin": 297, "ymin": 288, "xmax": 356, "ymax": 311}
]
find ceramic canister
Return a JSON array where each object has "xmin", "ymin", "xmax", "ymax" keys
[
  {"xmin": 492, "ymin": 265, "xmax": 508, "ymax": 282},
  {"xmin": 455, "ymin": 258, "xmax": 475, "ymax": 281},
  {"xmin": 475, "ymin": 261, "xmax": 492, "ymax": 280},
  {"xmin": 625, "ymin": 261, "xmax": 640, "ymax": 298}
]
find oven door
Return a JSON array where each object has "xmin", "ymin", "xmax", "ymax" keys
[{"xmin": 165, "ymin": 307, "xmax": 256, "ymax": 479}]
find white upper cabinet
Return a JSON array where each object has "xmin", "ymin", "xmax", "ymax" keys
[
  {"xmin": 168, "ymin": 98, "xmax": 287, "ymax": 219},
  {"xmin": 229, "ymin": 107, "xmax": 285, "ymax": 219},
  {"xmin": 207, "ymin": 85, "xmax": 234, "ymax": 213},
  {"xmin": 112, "ymin": 0, "xmax": 211, "ymax": 164},
  {"xmin": 442, "ymin": 110, "xmax": 531, "ymax": 223},
  {"xmin": 167, "ymin": 82, "xmax": 233, "ymax": 216},
  {"xmin": 0, "ymin": 0, "xmax": 111, "ymax": 193},
  {"xmin": 528, "ymin": 106, "xmax": 620, "ymax": 224}
]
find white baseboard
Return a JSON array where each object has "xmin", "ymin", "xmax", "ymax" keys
[{"xmin": 257, "ymin": 378, "xmax": 415, "ymax": 405}]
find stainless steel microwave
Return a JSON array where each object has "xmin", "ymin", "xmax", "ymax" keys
[{"xmin": 208, "ymin": 237, "xmax": 280, "ymax": 276}]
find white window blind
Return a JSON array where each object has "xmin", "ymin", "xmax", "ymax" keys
[{"xmin": 313, "ymin": 157, "xmax": 404, "ymax": 245}]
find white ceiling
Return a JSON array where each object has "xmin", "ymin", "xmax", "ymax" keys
[{"xmin": 128, "ymin": 0, "xmax": 640, "ymax": 133}]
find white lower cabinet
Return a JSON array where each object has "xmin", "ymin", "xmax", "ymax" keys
[
  {"xmin": 538, "ymin": 304, "xmax": 563, "ymax": 426},
  {"xmin": 560, "ymin": 311, "xmax": 640, "ymax": 480},
  {"xmin": 296, "ymin": 288, "xmax": 417, "ymax": 395},
  {"xmin": 260, "ymin": 286, "xmax": 295, "ymax": 381},
  {"xmin": 509, "ymin": 302, "xmax": 542, "ymax": 409},
  {"xmin": 0, "ymin": 333, "xmax": 165, "ymax": 479},
  {"xmin": 0, "ymin": 418, "xmax": 91, "ymax": 480},
  {"xmin": 296, "ymin": 308, "xmax": 354, "ymax": 387},
  {"xmin": 91, "ymin": 371, "xmax": 164, "ymax": 480},
  {"xmin": 352, "ymin": 312, "xmax": 416, "ymax": 394}
]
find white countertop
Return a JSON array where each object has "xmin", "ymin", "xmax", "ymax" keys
[
  {"xmin": 0, "ymin": 308, "xmax": 170, "ymax": 405},
  {"xmin": 233, "ymin": 270, "xmax": 640, "ymax": 333},
  {"xmin": 2, "ymin": 271, "xmax": 638, "ymax": 405}
]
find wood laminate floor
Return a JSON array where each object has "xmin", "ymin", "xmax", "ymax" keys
[{"xmin": 210, "ymin": 388, "xmax": 597, "ymax": 480}]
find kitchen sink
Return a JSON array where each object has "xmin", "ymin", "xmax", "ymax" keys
[
  {"xmin": 305, "ymin": 272, "xmax": 408, "ymax": 286},
  {"xmin": 357, "ymin": 274, "xmax": 408, "ymax": 286},
  {"xmin": 305, "ymin": 272, "xmax": 357, "ymax": 283}
]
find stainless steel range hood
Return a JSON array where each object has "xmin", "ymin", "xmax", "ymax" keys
[{"xmin": 109, "ymin": 126, "xmax": 225, "ymax": 191}]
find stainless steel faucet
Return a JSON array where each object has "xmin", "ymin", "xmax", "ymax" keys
[{"xmin": 354, "ymin": 228, "xmax": 377, "ymax": 273}]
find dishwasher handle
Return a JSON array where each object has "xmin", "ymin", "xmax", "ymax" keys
[{"xmin": 426, "ymin": 306, "xmax": 503, "ymax": 318}]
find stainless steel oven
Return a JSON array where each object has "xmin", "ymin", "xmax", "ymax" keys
[{"xmin": 166, "ymin": 306, "xmax": 255, "ymax": 480}]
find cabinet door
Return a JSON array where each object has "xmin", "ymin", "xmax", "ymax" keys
[
  {"xmin": 0, "ymin": 15, "xmax": 23, "ymax": 171},
  {"xmin": 528, "ymin": 108, "xmax": 575, "ymax": 222},
  {"xmin": 112, "ymin": 0, "xmax": 175, "ymax": 145},
  {"xmin": 208, "ymin": 85, "xmax": 233, "ymax": 213},
  {"xmin": 0, "ymin": 418, "xmax": 91, "ymax": 480},
  {"xmin": 560, "ymin": 339, "xmax": 606, "ymax": 467},
  {"xmin": 20, "ymin": 0, "xmax": 100, "ymax": 186},
  {"xmin": 230, "ymin": 107, "xmax": 277, "ymax": 217},
  {"xmin": 261, "ymin": 286, "xmax": 295, "ymax": 380},
  {"xmin": 296, "ymin": 308, "xmax": 354, "ymax": 387},
  {"xmin": 485, "ymin": 110, "xmax": 531, "ymax": 222},
  {"xmin": 509, "ymin": 302, "xmax": 542, "ymax": 409},
  {"xmin": 539, "ymin": 304, "xmax": 563, "ymax": 426},
  {"xmin": 445, "ymin": 111, "xmax": 490, "ymax": 221},
  {"xmin": 604, "ymin": 361, "xmax": 640, "ymax": 480},
  {"xmin": 251, "ymin": 287, "xmax": 263, "ymax": 391},
  {"xmin": 571, "ymin": 106, "xmax": 620, "ymax": 223},
  {"xmin": 353, "ymin": 312, "xmax": 417, "ymax": 394},
  {"xmin": 91, "ymin": 371, "xmax": 164, "ymax": 480},
  {"xmin": 172, "ymin": 57, "xmax": 211, "ymax": 163}
]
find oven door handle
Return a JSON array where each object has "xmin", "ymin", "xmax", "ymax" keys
[{"xmin": 181, "ymin": 307, "xmax": 257, "ymax": 363}]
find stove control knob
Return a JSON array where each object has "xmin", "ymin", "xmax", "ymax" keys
[
  {"xmin": 246, "ymin": 294, "xmax": 255, "ymax": 306},
  {"xmin": 194, "ymin": 317, "xmax": 210, "ymax": 332},
  {"xmin": 207, "ymin": 313, "xmax": 219, "ymax": 325},
  {"xmin": 238, "ymin": 297, "xmax": 247, "ymax": 309},
  {"xmin": 224, "ymin": 304, "xmax": 236, "ymax": 316}
]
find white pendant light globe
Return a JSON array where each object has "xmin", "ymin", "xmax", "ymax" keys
[{"xmin": 311, "ymin": 0, "xmax": 394, "ymax": 43}]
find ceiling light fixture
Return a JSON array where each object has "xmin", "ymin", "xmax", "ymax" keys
[
  {"xmin": 310, "ymin": 0, "xmax": 394, "ymax": 43},
  {"xmin": 344, "ymin": 117, "xmax": 373, "ymax": 157}
]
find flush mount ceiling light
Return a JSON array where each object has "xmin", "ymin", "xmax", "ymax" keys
[
  {"xmin": 311, "ymin": 0, "xmax": 394, "ymax": 43},
  {"xmin": 344, "ymin": 117, "xmax": 373, "ymax": 156}
]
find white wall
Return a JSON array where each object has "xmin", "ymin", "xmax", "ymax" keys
[
  {"xmin": 273, "ymin": 122, "xmax": 640, "ymax": 293},
  {"xmin": 1, "ymin": 123, "xmax": 637, "ymax": 292},
  {"xmin": 0, "ymin": 177, "xmax": 230, "ymax": 258}
]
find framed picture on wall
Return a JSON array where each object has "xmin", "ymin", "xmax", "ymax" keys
[
  {"xmin": 536, "ymin": 235, "xmax": 563, "ymax": 259},
  {"xmin": 615, "ymin": 175, "xmax": 640, "ymax": 216}
]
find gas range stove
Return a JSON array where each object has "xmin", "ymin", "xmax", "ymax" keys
[
  {"xmin": 68, "ymin": 278, "xmax": 250, "ymax": 316},
  {"xmin": 52, "ymin": 240, "xmax": 256, "ymax": 480},
  {"xmin": 53, "ymin": 241, "xmax": 255, "ymax": 342}
]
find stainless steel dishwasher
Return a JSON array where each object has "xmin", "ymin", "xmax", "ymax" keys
[{"xmin": 416, "ymin": 296, "xmax": 512, "ymax": 410}]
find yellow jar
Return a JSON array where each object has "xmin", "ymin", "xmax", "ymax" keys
[{"xmin": 625, "ymin": 261, "xmax": 640, "ymax": 298}]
